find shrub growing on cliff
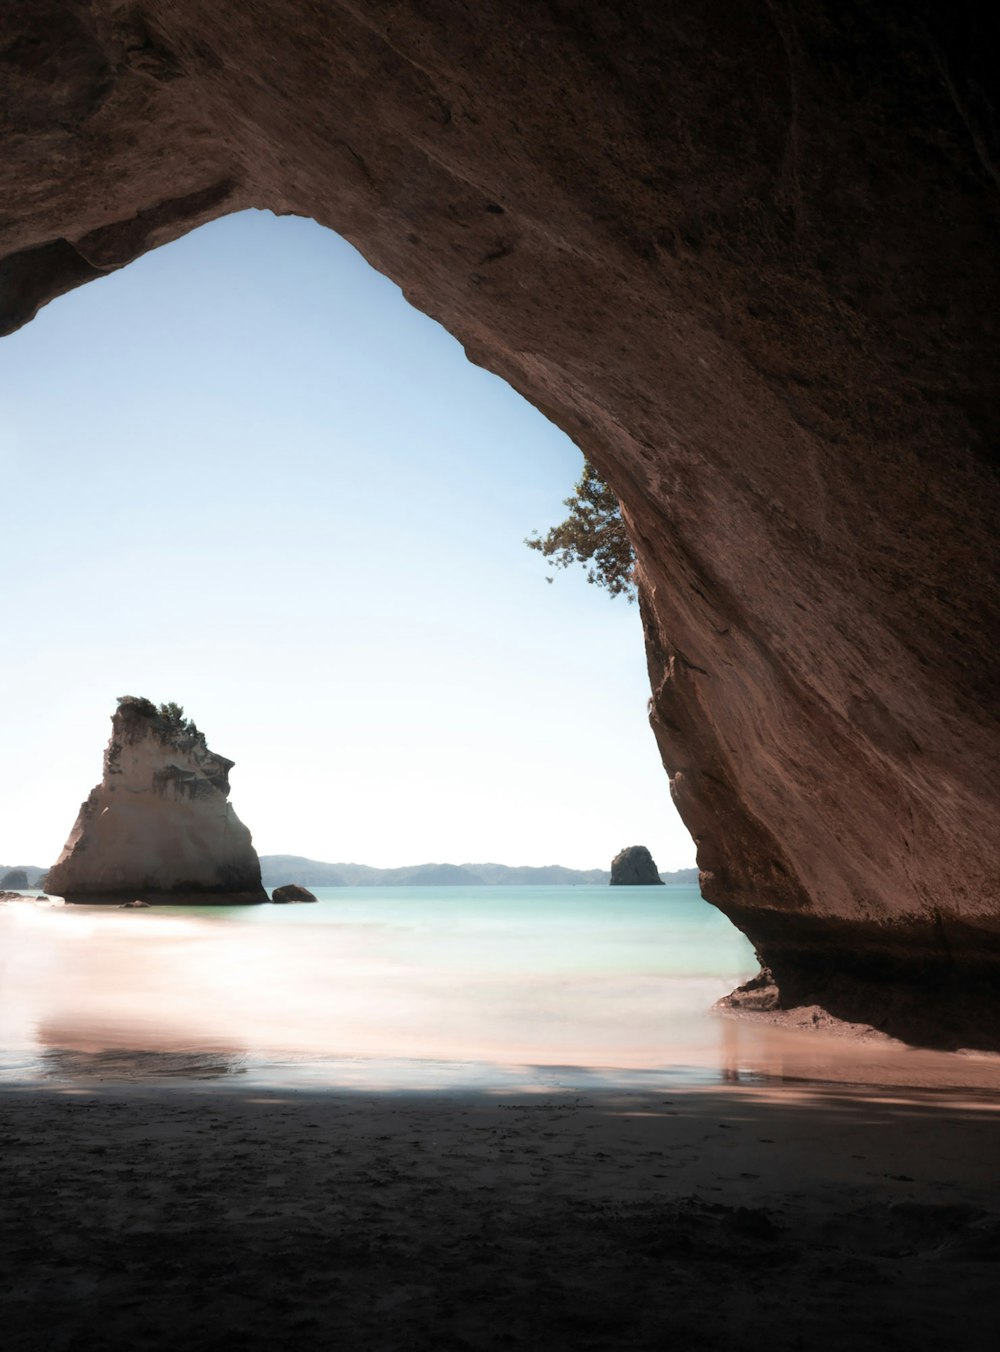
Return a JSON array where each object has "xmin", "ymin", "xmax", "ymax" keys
[
  {"xmin": 525, "ymin": 460, "xmax": 635, "ymax": 601},
  {"xmin": 156, "ymin": 701, "xmax": 203, "ymax": 741},
  {"xmin": 117, "ymin": 695, "xmax": 158, "ymax": 719},
  {"xmin": 116, "ymin": 695, "xmax": 203, "ymax": 743}
]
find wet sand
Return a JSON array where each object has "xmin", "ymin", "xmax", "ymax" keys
[
  {"xmin": 3, "ymin": 897, "xmax": 998, "ymax": 1346},
  {"xmin": 2, "ymin": 1076, "xmax": 999, "ymax": 1351}
]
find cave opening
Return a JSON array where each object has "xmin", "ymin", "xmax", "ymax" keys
[
  {"xmin": 0, "ymin": 205, "xmax": 780, "ymax": 1088},
  {"xmin": 2, "ymin": 1, "xmax": 998, "ymax": 1052},
  {"xmin": 3, "ymin": 10, "xmax": 1000, "ymax": 1347},
  {"xmin": 1, "ymin": 207, "xmax": 702, "ymax": 886}
]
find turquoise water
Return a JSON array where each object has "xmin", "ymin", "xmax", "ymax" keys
[
  {"xmin": 0, "ymin": 885, "xmax": 759, "ymax": 1089},
  {"xmin": 232, "ymin": 884, "xmax": 753, "ymax": 977}
]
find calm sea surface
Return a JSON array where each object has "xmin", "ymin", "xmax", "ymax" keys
[
  {"xmin": 5, "ymin": 886, "xmax": 998, "ymax": 1093},
  {"xmin": 0, "ymin": 885, "xmax": 762, "ymax": 1089}
]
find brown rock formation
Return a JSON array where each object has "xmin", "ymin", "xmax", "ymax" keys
[
  {"xmin": 272, "ymin": 884, "xmax": 319, "ymax": 904},
  {"xmin": 2, "ymin": 4, "xmax": 998, "ymax": 1039},
  {"xmin": 44, "ymin": 698, "xmax": 267, "ymax": 904},
  {"xmin": 610, "ymin": 846, "xmax": 664, "ymax": 887}
]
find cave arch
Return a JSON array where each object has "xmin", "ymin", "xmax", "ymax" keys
[{"xmin": 2, "ymin": 1, "xmax": 997, "ymax": 1044}]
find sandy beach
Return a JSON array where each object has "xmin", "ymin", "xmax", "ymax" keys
[
  {"xmin": 3, "ymin": 1073, "xmax": 999, "ymax": 1351},
  {"xmin": 3, "ymin": 897, "xmax": 999, "ymax": 1347}
]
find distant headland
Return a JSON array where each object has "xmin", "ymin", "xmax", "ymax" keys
[
  {"xmin": 258, "ymin": 856, "xmax": 699, "ymax": 888},
  {"xmin": 2, "ymin": 857, "xmax": 698, "ymax": 894}
]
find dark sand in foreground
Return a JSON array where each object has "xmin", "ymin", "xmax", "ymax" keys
[{"xmin": 3, "ymin": 1075, "xmax": 999, "ymax": 1350}]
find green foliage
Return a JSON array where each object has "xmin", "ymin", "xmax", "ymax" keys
[
  {"xmin": 116, "ymin": 695, "xmax": 203, "ymax": 742},
  {"xmin": 156, "ymin": 701, "xmax": 202, "ymax": 741},
  {"xmin": 525, "ymin": 460, "xmax": 635, "ymax": 600},
  {"xmin": 116, "ymin": 695, "xmax": 158, "ymax": 719}
]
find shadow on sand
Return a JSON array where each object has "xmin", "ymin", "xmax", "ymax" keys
[{"xmin": 1, "ymin": 1078, "xmax": 998, "ymax": 1351}]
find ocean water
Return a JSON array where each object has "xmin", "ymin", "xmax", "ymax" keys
[
  {"xmin": 0, "ymin": 884, "xmax": 766, "ymax": 1089},
  {"xmin": 5, "ymin": 885, "xmax": 999, "ymax": 1095}
]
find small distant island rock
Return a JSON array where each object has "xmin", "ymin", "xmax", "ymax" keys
[
  {"xmin": 43, "ymin": 696, "xmax": 267, "ymax": 905},
  {"xmin": 610, "ymin": 845, "xmax": 665, "ymax": 886},
  {"xmin": 272, "ymin": 884, "xmax": 318, "ymax": 904},
  {"xmin": 0, "ymin": 868, "xmax": 29, "ymax": 889}
]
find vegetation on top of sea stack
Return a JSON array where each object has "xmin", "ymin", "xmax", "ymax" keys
[
  {"xmin": 525, "ymin": 459, "xmax": 636, "ymax": 601},
  {"xmin": 116, "ymin": 695, "xmax": 205, "ymax": 745}
]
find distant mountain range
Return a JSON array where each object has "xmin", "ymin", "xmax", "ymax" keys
[
  {"xmin": 258, "ymin": 855, "xmax": 700, "ymax": 888},
  {"xmin": 0, "ymin": 864, "xmax": 48, "ymax": 888},
  {"xmin": 2, "ymin": 858, "xmax": 700, "ymax": 891}
]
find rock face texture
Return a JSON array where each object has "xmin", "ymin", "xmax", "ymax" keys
[
  {"xmin": 44, "ymin": 698, "xmax": 267, "ymax": 903},
  {"xmin": 610, "ymin": 847, "xmax": 665, "ymax": 887},
  {"xmin": 2, "ymin": 4, "xmax": 998, "ymax": 1039},
  {"xmin": 272, "ymin": 884, "xmax": 318, "ymax": 904}
]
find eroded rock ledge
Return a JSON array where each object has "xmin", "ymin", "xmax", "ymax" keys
[
  {"xmin": 2, "ymin": 3, "xmax": 998, "ymax": 1040},
  {"xmin": 44, "ymin": 698, "xmax": 266, "ymax": 904}
]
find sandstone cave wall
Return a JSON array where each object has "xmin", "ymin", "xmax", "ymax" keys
[{"xmin": 1, "ymin": 1, "xmax": 998, "ymax": 1031}]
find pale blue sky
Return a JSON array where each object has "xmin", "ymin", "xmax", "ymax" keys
[{"xmin": 1, "ymin": 210, "xmax": 695, "ymax": 872}]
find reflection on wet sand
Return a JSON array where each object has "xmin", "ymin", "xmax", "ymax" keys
[
  {"xmin": 716, "ymin": 1009, "xmax": 1000, "ymax": 1093},
  {"xmin": 5, "ymin": 895, "xmax": 1000, "ymax": 1351},
  {"xmin": 36, "ymin": 1024, "xmax": 249, "ymax": 1082},
  {"xmin": 4, "ymin": 897, "xmax": 1000, "ymax": 1096}
]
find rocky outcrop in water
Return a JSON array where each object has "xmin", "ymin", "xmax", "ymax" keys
[
  {"xmin": 0, "ymin": 869, "xmax": 29, "ymax": 890},
  {"xmin": 44, "ymin": 697, "xmax": 266, "ymax": 904},
  {"xmin": 272, "ymin": 884, "xmax": 318, "ymax": 904},
  {"xmin": 610, "ymin": 847, "xmax": 664, "ymax": 887},
  {"xmin": 2, "ymin": 4, "xmax": 998, "ymax": 1040}
]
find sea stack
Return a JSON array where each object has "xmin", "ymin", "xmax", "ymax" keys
[
  {"xmin": 272, "ymin": 884, "xmax": 318, "ymax": 904},
  {"xmin": 44, "ymin": 696, "xmax": 267, "ymax": 904},
  {"xmin": 610, "ymin": 846, "xmax": 665, "ymax": 886}
]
